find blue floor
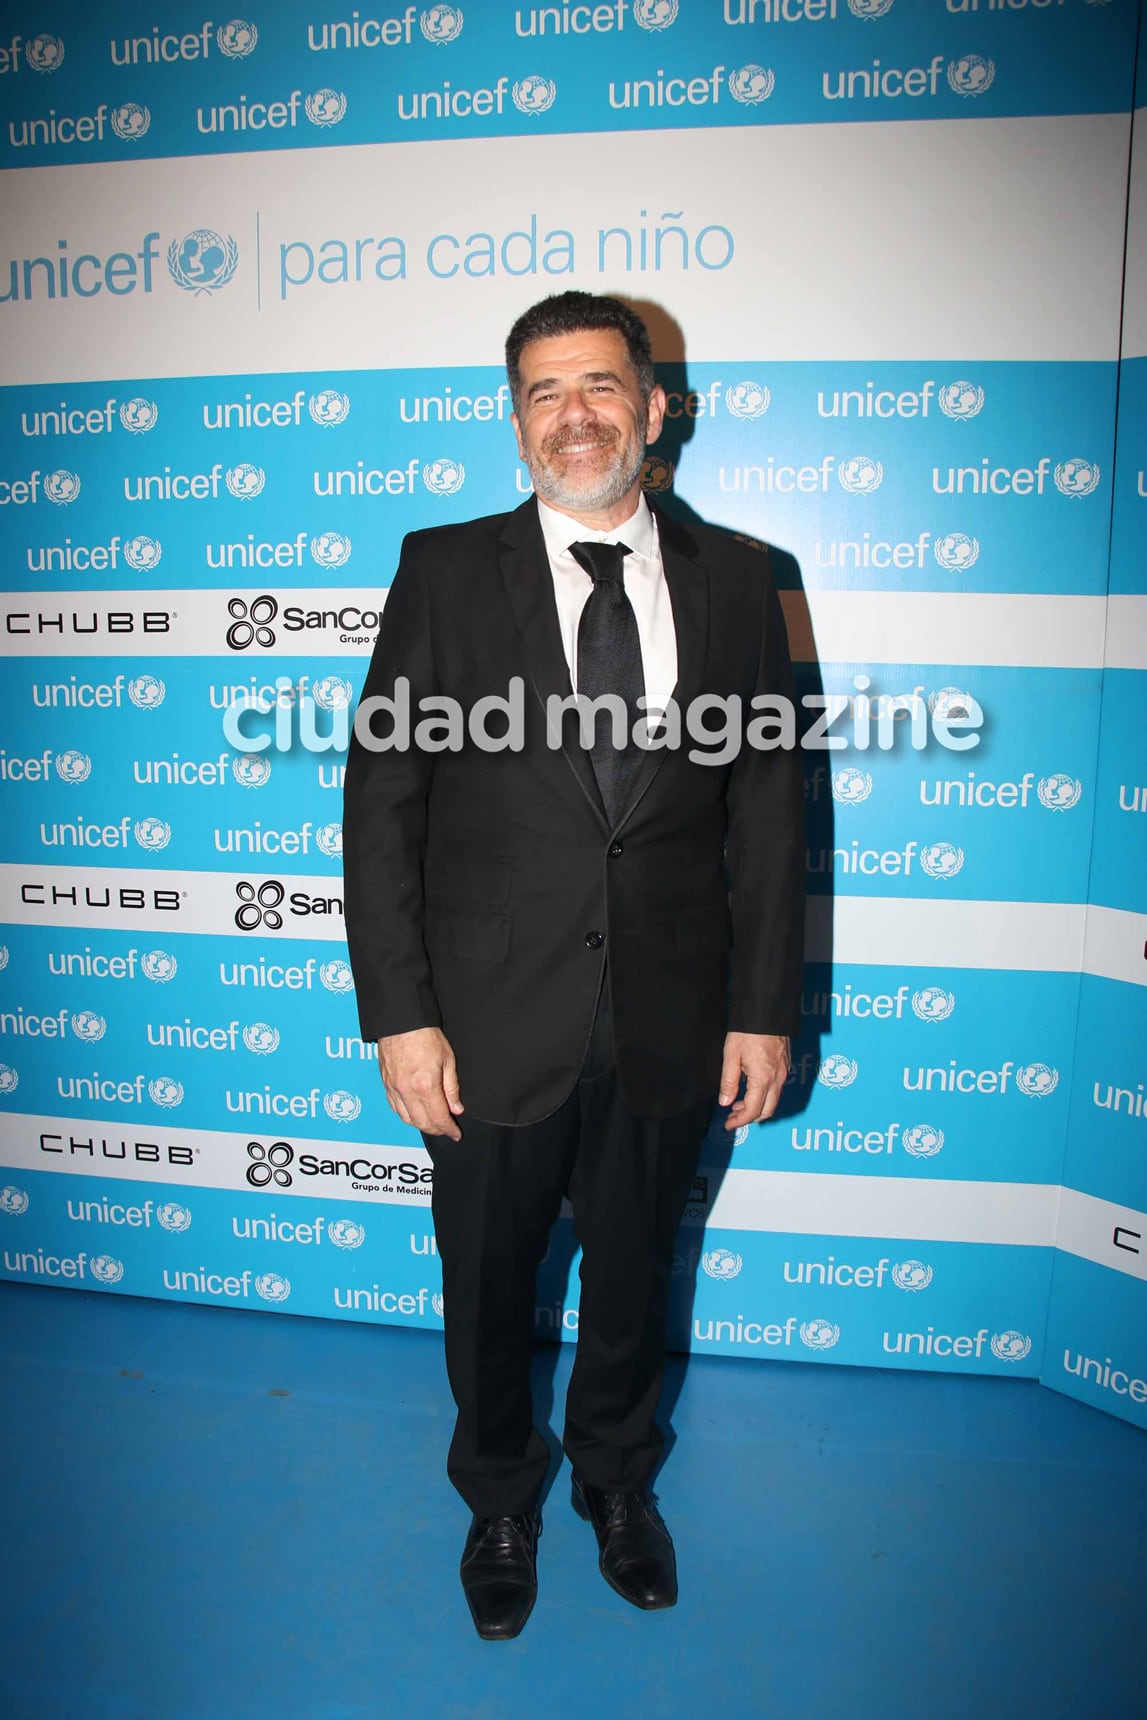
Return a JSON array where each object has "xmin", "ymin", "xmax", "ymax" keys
[{"xmin": 1, "ymin": 1282, "xmax": 1145, "ymax": 1720}]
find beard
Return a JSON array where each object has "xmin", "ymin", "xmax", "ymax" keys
[{"xmin": 524, "ymin": 418, "xmax": 646, "ymax": 514}]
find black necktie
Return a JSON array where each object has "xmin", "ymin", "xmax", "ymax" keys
[{"xmin": 570, "ymin": 540, "xmax": 644, "ymax": 826}]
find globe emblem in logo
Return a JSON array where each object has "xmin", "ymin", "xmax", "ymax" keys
[
  {"xmin": 512, "ymin": 76, "xmax": 557, "ymax": 115},
  {"xmin": 1016, "ymin": 1062, "xmax": 1059, "ymax": 1099},
  {"xmin": 733, "ymin": 1124, "xmax": 749, "ymax": 1147},
  {"xmin": 127, "ymin": 674, "xmax": 166, "ymax": 712},
  {"xmin": 45, "ymin": 469, "xmax": 80, "ymax": 505},
  {"xmin": 232, "ymin": 753, "xmax": 272, "ymax": 789},
  {"xmin": 111, "ymin": 103, "xmax": 151, "ymax": 142},
  {"xmin": 423, "ymin": 458, "xmax": 466, "ymax": 496},
  {"xmin": 89, "ymin": 1254, "xmax": 125, "ymax": 1284},
  {"xmin": 892, "ymin": 1260, "xmax": 934, "ymax": 1292},
  {"xmin": 937, "ymin": 381, "xmax": 984, "ymax": 421},
  {"xmin": 124, "ymin": 535, "xmax": 163, "ymax": 572},
  {"xmin": 1053, "ymin": 458, "xmax": 1101, "ymax": 498},
  {"xmin": 235, "ymin": 879, "xmax": 284, "ymax": 931},
  {"xmin": 308, "ymin": 388, "xmax": 351, "ymax": 427},
  {"xmin": 311, "ymin": 531, "xmax": 352, "ymax": 569},
  {"xmin": 226, "ymin": 464, "xmax": 266, "ymax": 500},
  {"xmin": 315, "ymin": 822, "xmax": 343, "ymax": 859},
  {"xmin": 991, "ymin": 1330, "xmax": 1032, "ymax": 1363},
  {"xmin": 800, "ymin": 1319, "xmax": 840, "ymax": 1351},
  {"xmin": 641, "ymin": 455, "xmax": 674, "ymax": 494},
  {"xmin": 25, "ymin": 33, "xmax": 65, "ymax": 72},
  {"xmin": 933, "ymin": 532, "xmax": 980, "ymax": 573},
  {"xmin": 70, "ymin": 1010, "xmax": 107, "ymax": 1043},
  {"xmin": 119, "ymin": 396, "xmax": 159, "ymax": 433},
  {"xmin": 305, "ymin": 89, "xmax": 348, "ymax": 126},
  {"xmin": 1038, "ymin": 774, "xmax": 1083, "ymax": 811},
  {"xmin": 148, "ymin": 1076, "xmax": 184, "ymax": 1108},
  {"xmin": 217, "ymin": 19, "xmax": 258, "ymax": 56},
  {"xmin": 431, "ymin": 1292, "xmax": 445, "ymax": 1316},
  {"xmin": 0, "ymin": 1065, "xmax": 18, "ymax": 1096},
  {"xmin": 701, "ymin": 1248, "xmax": 743, "ymax": 1280},
  {"xmin": 421, "ymin": 4, "xmax": 465, "ymax": 41},
  {"xmin": 313, "ymin": 675, "xmax": 353, "ymax": 712},
  {"xmin": 226, "ymin": 595, "xmax": 277, "ymax": 651},
  {"xmin": 167, "ymin": 229, "xmax": 239, "ymax": 296},
  {"xmin": 728, "ymin": 64, "xmax": 775, "ymax": 104},
  {"xmin": 831, "ymin": 768, "xmax": 872, "ymax": 805},
  {"xmin": 634, "ymin": 0, "xmax": 679, "ymax": 30},
  {"xmin": 911, "ymin": 987, "xmax": 955, "ymax": 1023},
  {"xmin": 243, "ymin": 1022, "xmax": 280, "ymax": 1055},
  {"xmin": 0, "ymin": 946, "xmax": 8, "ymax": 970},
  {"xmin": 920, "ymin": 842, "xmax": 964, "ymax": 880},
  {"xmin": 247, "ymin": 1140, "xmax": 293, "ymax": 1188},
  {"xmin": 928, "ymin": 686, "xmax": 977, "ymax": 723},
  {"xmin": 817, "ymin": 1054, "xmax": 858, "ymax": 1090},
  {"xmin": 725, "ymin": 381, "xmax": 771, "ymax": 419},
  {"xmin": 156, "ymin": 1201, "xmax": 193, "ymax": 1232},
  {"xmin": 255, "ymin": 1272, "xmax": 291, "ymax": 1303},
  {"xmin": 0, "ymin": 1186, "xmax": 30, "ymax": 1215},
  {"xmin": 838, "ymin": 456, "xmax": 883, "ymax": 494},
  {"xmin": 319, "ymin": 959, "xmax": 355, "ymax": 994},
  {"xmin": 324, "ymin": 1089, "xmax": 362, "ymax": 1122},
  {"xmin": 328, "ymin": 1218, "xmax": 366, "ymax": 1250},
  {"xmin": 141, "ymin": 949, "xmax": 177, "ymax": 982},
  {"xmin": 947, "ymin": 54, "xmax": 996, "ymax": 98},
  {"xmin": 848, "ymin": 0, "xmax": 894, "ymax": 16},
  {"xmin": 55, "ymin": 749, "xmax": 92, "ymax": 784},
  {"xmin": 134, "ymin": 817, "xmax": 171, "ymax": 851},
  {"xmin": 902, "ymin": 1123, "xmax": 944, "ymax": 1158}
]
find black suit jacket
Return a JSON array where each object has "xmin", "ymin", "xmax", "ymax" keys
[{"xmin": 342, "ymin": 496, "xmax": 805, "ymax": 1125}]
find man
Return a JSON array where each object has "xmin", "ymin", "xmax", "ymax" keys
[{"xmin": 343, "ymin": 291, "xmax": 804, "ymax": 1639}]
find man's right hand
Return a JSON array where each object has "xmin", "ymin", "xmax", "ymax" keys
[{"xmin": 376, "ymin": 1026, "xmax": 465, "ymax": 1141}]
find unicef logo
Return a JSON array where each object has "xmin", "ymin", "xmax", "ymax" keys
[
  {"xmin": 128, "ymin": 674, "xmax": 167, "ymax": 711},
  {"xmin": 420, "ymin": 4, "xmax": 465, "ymax": 42},
  {"xmin": 800, "ymin": 1319, "xmax": 840, "ymax": 1351},
  {"xmin": 817, "ymin": 1055, "xmax": 858, "ymax": 1090},
  {"xmin": 728, "ymin": 65, "xmax": 775, "ymax": 105},
  {"xmin": 512, "ymin": 76, "xmax": 557, "ymax": 115},
  {"xmin": 315, "ymin": 822, "xmax": 343, "ymax": 859},
  {"xmin": 313, "ymin": 675, "xmax": 353, "ymax": 711},
  {"xmin": 0, "ymin": 946, "xmax": 8, "ymax": 970},
  {"xmin": 848, "ymin": 0, "xmax": 894, "ymax": 15},
  {"xmin": 305, "ymin": 89, "xmax": 348, "ymax": 126},
  {"xmin": 701, "ymin": 1248, "xmax": 743, "ymax": 1281},
  {"xmin": 255, "ymin": 1272, "xmax": 291, "ymax": 1304},
  {"xmin": 319, "ymin": 959, "xmax": 355, "ymax": 994},
  {"xmin": 25, "ymin": 33, "xmax": 65, "ymax": 72},
  {"xmin": 920, "ymin": 842, "xmax": 964, "ymax": 880},
  {"xmin": 45, "ymin": 469, "xmax": 80, "ymax": 505},
  {"xmin": 247, "ymin": 1140, "xmax": 293, "ymax": 1188},
  {"xmin": 929, "ymin": 686, "xmax": 977, "ymax": 723},
  {"xmin": 432, "ymin": 1292, "xmax": 445, "ymax": 1316},
  {"xmin": 991, "ymin": 1330, "xmax": 1032, "ymax": 1363},
  {"xmin": 89, "ymin": 1254, "xmax": 125, "ymax": 1284},
  {"xmin": 156, "ymin": 1201, "xmax": 192, "ymax": 1233},
  {"xmin": 725, "ymin": 381, "xmax": 770, "ymax": 419},
  {"xmin": 124, "ymin": 536, "xmax": 163, "ymax": 572},
  {"xmin": 148, "ymin": 1076, "xmax": 184, "ymax": 1108},
  {"xmin": 308, "ymin": 389, "xmax": 351, "ymax": 427},
  {"xmin": 232, "ymin": 753, "xmax": 272, "ymax": 789},
  {"xmin": 1054, "ymin": 459, "xmax": 1101, "ymax": 498},
  {"xmin": 111, "ymin": 103, "xmax": 151, "ymax": 142},
  {"xmin": 141, "ymin": 949, "xmax": 177, "ymax": 982},
  {"xmin": 70, "ymin": 1010, "xmax": 107, "ymax": 1043},
  {"xmin": 0, "ymin": 1065, "xmax": 19, "ymax": 1096},
  {"xmin": 831, "ymin": 768, "xmax": 872, "ymax": 805},
  {"xmin": 911, "ymin": 987, "xmax": 955, "ymax": 1023},
  {"xmin": 134, "ymin": 817, "xmax": 171, "ymax": 851},
  {"xmin": 933, "ymin": 532, "xmax": 979, "ymax": 573},
  {"xmin": 892, "ymin": 1260, "xmax": 933, "ymax": 1291},
  {"xmin": 947, "ymin": 55, "xmax": 996, "ymax": 98},
  {"xmin": 634, "ymin": 0, "xmax": 679, "ymax": 29},
  {"xmin": 235, "ymin": 879, "xmax": 284, "ymax": 931},
  {"xmin": 902, "ymin": 1123, "xmax": 944, "ymax": 1158},
  {"xmin": 733, "ymin": 1124, "xmax": 749, "ymax": 1147},
  {"xmin": 226, "ymin": 464, "xmax": 266, "ymax": 500},
  {"xmin": 168, "ymin": 230, "xmax": 239, "ymax": 296},
  {"xmin": 227, "ymin": 595, "xmax": 277, "ymax": 650},
  {"xmin": 0, "ymin": 1186, "xmax": 29, "ymax": 1215},
  {"xmin": 423, "ymin": 458, "xmax": 466, "ymax": 496},
  {"xmin": 328, "ymin": 1218, "xmax": 366, "ymax": 1250},
  {"xmin": 1016, "ymin": 1063, "xmax": 1059, "ymax": 1099},
  {"xmin": 119, "ymin": 397, "xmax": 159, "ymax": 433},
  {"xmin": 242, "ymin": 1022, "xmax": 280, "ymax": 1055},
  {"xmin": 311, "ymin": 532, "xmax": 352, "ymax": 569},
  {"xmin": 323, "ymin": 1089, "xmax": 362, "ymax": 1122},
  {"xmin": 55, "ymin": 749, "xmax": 92, "ymax": 783},
  {"xmin": 937, "ymin": 381, "xmax": 984, "ymax": 421},
  {"xmin": 641, "ymin": 455, "xmax": 674, "ymax": 494},
  {"xmin": 1038, "ymin": 774, "xmax": 1083, "ymax": 811},
  {"xmin": 217, "ymin": 19, "xmax": 258, "ymax": 57},
  {"xmin": 838, "ymin": 456, "xmax": 883, "ymax": 495}
]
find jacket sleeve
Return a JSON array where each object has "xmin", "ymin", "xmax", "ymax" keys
[
  {"xmin": 342, "ymin": 536, "xmax": 442, "ymax": 1041},
  {"xmin": 724, "ymin": 565, "xmax": 806, "ymax": 1037}
]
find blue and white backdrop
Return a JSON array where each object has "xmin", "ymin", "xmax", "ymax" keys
[{"xmin": 1, "ymin": 0, "xmax": 1144, "ymax": 1430}]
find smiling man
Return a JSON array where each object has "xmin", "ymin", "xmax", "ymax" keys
[{"xmin": 343, "ymin": 291, "xmax": 805, "ymax": 1639}]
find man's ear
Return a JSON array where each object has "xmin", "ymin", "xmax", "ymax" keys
[{"xmin": 644, "ymin": 384, "xmax": 667, "ymax": 447}]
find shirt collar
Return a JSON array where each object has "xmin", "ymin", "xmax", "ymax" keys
[{"xmin": 535, "ymin": 491, "xmax": 657, "ymax": 562}]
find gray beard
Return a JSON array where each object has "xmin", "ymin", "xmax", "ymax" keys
[{"xmin": 527, "ymin": 438, "xmax": 646, "ymax": 514}]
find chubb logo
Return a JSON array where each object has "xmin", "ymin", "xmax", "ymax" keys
[
  {"xmin": 217, "ymin": 19, "xmax": 258, "ymax": 57},
  {"xmin": 920, "ymin": 842, "xmax": 964, "ymax": 880},
  {"xmin": 89, "ymin": 1253, "xmax": 125, "ymax": 1283},
  {"xmin": 305, "ymin": 89, "xmax": 347, "ymax": 126},
  {"xmin": 0, "ymin": 1064, "xmax": 19, "ymax": 1095},
  {"xmin": 45, "ymin": 469, "xmax": 80, "ymax": 505},
  {"xmin": 1054, "ymin": 459, "xmax": 1101, "ymax": 498},
  {"xmin": 311, "ymin": 531, "xmax": 352, "ymax": 569},
  {"xmin": 319, "ymin": 958, "xmax": 355, "ymax": 994},
  {"xmin": 141, "ymin": 949, "xmax": 178, "ymax": 982},
  {"xmin": 937, "ymin": 382, "xmax": 984, "ymax": 421},
  {"xmin": 227, "ymin": 595, "xmax": 277, "ymax": 650},
  {"xmin": 156, "ymin": 1201, "xmax": 192, "ymax": 1232},
  {"xmin": 838, "ymin": 457, "xmax": 883, "ymax": 494},
  {"xmin": 1038, "ymin": 774, "xmax": 1083, "ymax": 811},
  {"xmin": 892, "ymin": 1260, "xmax": 933, "ymax": 1291},
  {"xmin": 947, "ymin": 55, "xmax": 995, "ymax": 98},
  {"xmin": 902, "ymin": 1123, "xmax": 944, "ymax": 1157},
  {"xmin": 817, "ymin": 1055, "xmax": 858, "ymax": 1090},
  {"xmin": 167, "ymin": 230, "xmax": 239, "ymax": 296},
  {"xmin": 328, "ymin": 1218, "xmax": 366, "ymax": 1249},
  {"xmin": 255, "ymin": 1271, "xmax": 291, "ymax": 1303},
  {"xmin": 233, "ymin": 753, "xmax": 272, "ymax": 788},
  {"xmin": 242, "ymin": 1021, "xmax": 280, "ymax": 1054},
  {"xmin": 423, "ymin": 458, "xmax": 465, "ymax": 496},
  {"xmin": 831, "ymin": 768, "xmax": 872, "ymax": 805},
  {"xmin": 308, "ymin": 389, "xmax": 350, "ymax": 427},
  {"xmin": 848, "ymin": 0, "xmax": 894, "ymax": 16},
  {"xmin": 119, "ymin": 398, "xmax": 159, "ymax": 434},
  {"xmin": 991, "ymin": 1330, "xmax": 1032, "ymax": 1363},
  {"xmin": 728, "ymin": 64, "xmax": 774, "ymax": 105},
  {"xmin": 124, "ymin": 535, "xmax": 163, "ymax": 571},
  {"xmin": 512, "ymin": 75, "xmax": 557, "ymax": 114},
  {"xmin": 1016, "ymin": 1063, "xmax": 1059, "ymax": 1099},
  {"xmin": 0, "ymin": 1185, "xmax": 30, "ymax": 1214},
  {"xmin": 70, "ymin": 1010, "xmax": 107, "ymax": 1043},
  {"xmin": 55, "ymin": 749, "xmax": 92, "ymax": 783},
  {"xmin": 911, "ymin": 987, "xmax": 955, "ymax": 1023},
  {"xmin": 110, "ymin": 102, "xmax": 151, "ymax": 142},
  {"xmin": 634, "ymin": 0, "xmax": 679, "ymax": 30},
  {"xmin": 934, "ymin": 532, "xmax": 979, "ymax": 573},
  {"xmin": 641, "ymin": 455, "xmax": 674, "ymax": 494},
  {"xmin": 324, "ymin": 1089, "xmax": 362, "ymax": 1122},
  {"xmin": 26, "ymin": 33, "xmax": 65, "ymax": 72},
  {"xmin": 800, "ymin": 1319, "xmax": 840, "ymax": 1351},
  {"xmin": 247, "ymin": 1140, "xmax": 293, "ymax": 1188},
  {"xmin": 421, "ymin": 4, "xmax": 465, "ymax": 42},
  {"xmin": 134, "ymin": 817, "xmax": 171, "ymax": 851},
  {"xmin": 701, "ymin": 1248, "xmax": 743, "ymax": 1280},
  {"xmin": 226, "ymin": 464, "xmax": 266, "ymax": 500},
  {"xmin": 148, "ymin": 1075, "xmax": 184, "ymax": 1107},
  {"xmin": 235, "ymin": 879, "xmax": 285, "ymax": 931},
  {"xmin": 315, "ymin": 822, "xmax": 343, "ymax": 858},
  {"xmin": 725, "ymin": 381, "xmax": 770, "ymax": 419},
  {"xmin": 313, "ymin": 675, "xmax": 353, "ymax": 712}
]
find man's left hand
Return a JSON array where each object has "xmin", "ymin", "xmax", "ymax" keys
[{"xmin": 719, "ymin": 1032, "xmax": 791, "ymax": 1128}]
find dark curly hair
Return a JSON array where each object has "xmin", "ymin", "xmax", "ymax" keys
[{"xmin": 505, "ymin": 291, "xmax": 655, "ymax": 413}]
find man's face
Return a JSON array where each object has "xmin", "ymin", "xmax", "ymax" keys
[{"xmin": 511, "ymin": 328, "xmax": 666, "ymax": 517}]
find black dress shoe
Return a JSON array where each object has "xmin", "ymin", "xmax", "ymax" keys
[
  {"xmin": 571, "ymin": 1476, "xmax": 677, "ymax": 1610},
  {"xmin": 459, "ymin": 1511, "xmax": 541, "ymax": 1640}
]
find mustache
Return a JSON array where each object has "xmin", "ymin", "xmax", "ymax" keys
[{"xmin": 542, "ymin": 424, "xmax": 621, "ymax": 456}]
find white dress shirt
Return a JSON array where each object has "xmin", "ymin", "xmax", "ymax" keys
[{"xmin": 535, "ymin": 492, "xmax": 679, "ymax": 722}]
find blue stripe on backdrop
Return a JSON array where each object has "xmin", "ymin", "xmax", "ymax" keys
[{"xmin": 1043, "ymin": 1247, "xmax": 1147, "ymax": 1429}]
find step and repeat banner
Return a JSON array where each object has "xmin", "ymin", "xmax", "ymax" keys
[{"xmin": 0, "ymin": 0, "xmax": 1144, "ymax": 1427}]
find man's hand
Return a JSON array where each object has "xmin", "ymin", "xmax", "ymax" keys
[
  {"xmin": 719, "ymin": 1032, "xmax": 791, "ymax": 1129},
  {"xmin": 377, "ymin": 1027, "xmax": 464, "ymax": 1142}
]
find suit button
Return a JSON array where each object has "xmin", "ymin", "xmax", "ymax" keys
[
  {"xmin": 584, "ymin": 931, "xmax": 604, "ymax": 950},
  {"xmin": 608, "ymin": 842, "xmax": 623, "ymax": 858}
]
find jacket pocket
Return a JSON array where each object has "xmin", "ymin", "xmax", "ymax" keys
[
  {"xmin": 424, "ymin": 904, "xmax": 510, "ymax": 963},
  {"xmin": 424, "ymin": 852, "xmax": 512, "ymax": 910}
]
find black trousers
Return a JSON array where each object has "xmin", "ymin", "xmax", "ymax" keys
[{"xmin": 423, "ymin": 982, "xmax": 711, "ymax": 1518}]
